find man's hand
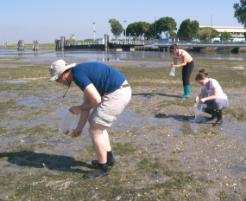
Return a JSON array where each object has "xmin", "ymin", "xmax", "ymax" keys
[
  {"xmin": 69, "ymin": 106, "xmax": 82, "ymax": 115},
  {"xmin": 71, "ymin": 127, "xmax": 82, "ymax": 138}
]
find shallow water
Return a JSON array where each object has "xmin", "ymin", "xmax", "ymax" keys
[
  {"xmin": 223, "ymin": 122, "xmax": 246, "ymax": 144},
  {"xmin": 16, "ymin": 96, "xmax": 44, "ymax": 108},
  {"xmin": 0, "ymin": 92, "xmax": 18, "ymax": 103},
  {"xmin": 1, "ymin": 49, "xmax": 246, "ymax": 65},
  {"xmin": 227, "ymin": 165, "xmax": 246, "ymax": 175},
  {"xmin": 0, "ymin": 79, "xmax": 30, "ymax": 84},
  {"xmin": 0, "ymin": 134, "xmax": 27, "ymax": 149},
  {"xmin": 0, "ymin": 118, "xmax": 51, "ymax": 130},
  {"xmin": 113, "ymin": 111, "xmax": 176, "ymax": 130}
]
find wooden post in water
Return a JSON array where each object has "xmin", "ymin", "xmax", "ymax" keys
[
  {"xmin": 32, "ymin": 40, "xmax": 39, "ymax": 51},
  {"xmin": 55, "ymin": 39, "xmax": 60, "ymax": 50},
  {"xmin": 104, "ymin": 34, "xmax": 109, "ymax": 51},
  {"xmin": 55, "ymin": 36, "xmax": 65, "ymax": 51},
  {"xmin": 17, "ymin": 40, "xmax": 24, "ymax": 51},
  {"xmin": 60, "ymin": 36, "xmax": 65, "ymax": 51}
]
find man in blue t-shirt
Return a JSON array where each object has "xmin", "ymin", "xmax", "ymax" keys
[{"xmin": 49, "ymin": 60, "xmax": 131, "ymax": 178}]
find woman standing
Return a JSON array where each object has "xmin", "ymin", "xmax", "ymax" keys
[
  {"xmin": 170, "ymin": 44, "xmax": 194, "ymax": 98},
  {"xmin": 195, "ymin": 69, "xmax": 229, "ymax": 125}
]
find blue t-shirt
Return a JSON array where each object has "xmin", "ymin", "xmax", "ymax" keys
[{"xmin": 71, "ymin": 62, "xmax": 126, "ymax": 96}]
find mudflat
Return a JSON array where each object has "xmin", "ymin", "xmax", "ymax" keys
[{"xmin": 0, "ymin": 58, "xmax": 245, "ymax": 200}]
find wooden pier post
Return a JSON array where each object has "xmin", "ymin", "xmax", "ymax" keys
[
  {"xmin": 104, "ymin": 34, "xmax": 109, "ymax": 51},
  {"xmin": 32, "ymin": 40, "xmax": 39, "ymax": 51},
  {"xmin": 17, "ymin": 40, "xmax": 24, "ymax": 51}
]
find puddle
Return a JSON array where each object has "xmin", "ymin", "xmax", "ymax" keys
[
  {"xmin": 0, "ymin": 92, "xmax": 17, "ymax": 97},
  {"xmin": 0, "ymin": 80, "xmax": 30, "ymax": 84},
  {"xmin": 0, "ymin": 118, "xmax": 51, "ymax": 129},
  {"xmin": 56, "ymin": 109, "xmax": 174, "ymax": 131},
  {"xmin": 223, "ymin": 122, "xmax": 246, "ymax": 144},
  {"xmin": 44, "ymin": 138, "xmax": 73, "ymax": 146},
  {"xmin": 41, "ymin": 135, "xmax": 92, "ymax": 156},
  {"xmin": 227, "ymin": 164, "xmax": 246, "ymax": 175},
  {"xmin": 0, "ymin": 92, "xmax": 18, "ymax": 103},
  {"xmin": 0, "ymin": 134, "xmax": 26, "ymax": 150},
  {"xmin": 16, "ymin": 96, "xmax": 44, "ymax": 108},
  {"xmin": 113, "ymin": 111, "xmax": 175, "ymax": 130}
]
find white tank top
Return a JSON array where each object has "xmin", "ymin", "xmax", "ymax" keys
[
  {"xmin": 201, "ymin": 78, "xmax": 228, "ymax": 100},
  {"xmin": 174, "ymin": 49, "xmax": 193, "ymax": 63}
]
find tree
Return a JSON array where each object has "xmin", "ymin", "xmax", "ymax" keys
[
  {"xmin": 153, "ymin": 17, "xmax": 177, "ymax": 38},
  {"xmin": 145, "ymin": 23, "xmax": 156, "ymax": 39},
  {"xmin": 126, "ymin": 22, "xmax": 151, "ymax": 38},
  {"xmin": 220, "ymin": 32, "xmax": 232, "ymax": 42},
  {"xmin": 109, "ymin": 19, "xmax": 124, "ymax": 39},
  {"xmin": 198, "ymin": 27, "xmax": 219, "ymax": 42},
  {"xmin": 234, "ymin": 0, "xmax": 246, "ymax": 27},
  {"xmin": 177, "ymin": 19, "xmax": 199, "ymax": 41}
]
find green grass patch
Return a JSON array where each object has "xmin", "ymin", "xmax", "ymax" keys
[
  {"xmin": 113, "ymin": 142, "xmax": 137, "ymax": 156},
  {"xmin": 0, "ymin": 65, "xmax": 48, "ymax": 80}
]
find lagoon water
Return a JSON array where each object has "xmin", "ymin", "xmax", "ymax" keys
[{"xmin": 0, "ymin": 48, "xmax": 246, "ymax": 65}]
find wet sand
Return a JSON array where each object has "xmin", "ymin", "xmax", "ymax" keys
[{"xmin": 0, "ymin": 58, "xmax": 246, "ymax": 200}]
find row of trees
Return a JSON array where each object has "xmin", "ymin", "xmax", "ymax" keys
[
  {"xmin": 108, "ymin": 1, "xmax": 246, "ymax": 41},
  {"xmin": 109, "ymin": 17, "xmax": 233, "ymax": 42}
]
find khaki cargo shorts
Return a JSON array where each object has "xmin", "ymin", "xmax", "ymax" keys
[{"xmin": 89, "ymin": 81, "xmax": 132, "ymax": 128}]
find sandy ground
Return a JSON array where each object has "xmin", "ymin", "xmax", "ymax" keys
[{"xmin": 0, "ymin": 58, "xmax": 245, "ymax": 201}]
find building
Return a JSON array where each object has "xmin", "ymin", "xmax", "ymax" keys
[{"xmin": 200, "ymin": 26, "xmax": 246, "ymax": 42}]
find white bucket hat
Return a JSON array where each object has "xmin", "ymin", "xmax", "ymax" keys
[{"xmin": 49, "ymin": 59, "xmax": 77, "ymax": 81}]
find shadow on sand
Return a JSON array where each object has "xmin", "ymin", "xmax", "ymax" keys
[
  {"xmin": 155, "ymin": 113, "xmax": 194, "ymax": 122},
  {"xmin": 0, "ymin": 151, "xmax": 95, "ymax": 173},
  {"xmin": 133, "ymin": 92, "xmax": 181, "ymax": 98}
]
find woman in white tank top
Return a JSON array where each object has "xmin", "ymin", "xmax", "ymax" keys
[
  {"xmin": 195, "ymin": 69, "xmax": 229, "ymax": 125},
  {"xmin": 170, "ymin": 44, "xmax": 194, "ymax": 98}
]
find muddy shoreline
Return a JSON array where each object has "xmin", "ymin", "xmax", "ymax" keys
[{"xmin": 0, "ymin": 58, "xmax": 245, "ymax": 200}]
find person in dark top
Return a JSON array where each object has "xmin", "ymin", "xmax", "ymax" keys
[{"xmin": 49, "ymin": 60, "xmax": 132, "ymax": 177}]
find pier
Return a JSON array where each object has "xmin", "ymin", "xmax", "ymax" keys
[
  {"xmin": 54, "ymin": 36, "xmax": 246, "ymax": 53},
  {"xmin": 55, "ymin": 35, "xmax": 144, "ymax": 51},
  {"xmin": 156, "ymin": 42, "xmax": 246, "ymax": 53}
]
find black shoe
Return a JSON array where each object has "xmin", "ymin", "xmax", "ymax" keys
[
  {"xmin": 216, "ymin": 109, "xmax": 223, "ymax": 121},
  {"xmin": 83, "ymin": 163, "xmax": 108, "ymax": 179},
  {"xmin": 91, "ymin": 159, "xmax": 115, "ymax": 167},
  {"xmin": 213, "ymin": 119, "xmax": 223, "ymax": 126},
  {"xmin": 213, "ymin": 110, "xmax": 223, "ymax": 126},
  {"xmin": 91, "ymin": 151, "xmax": 115, "ymax": 168},
  {"xmin": 204, "ymin": 108, "xmax": 216, "ymax": 121}
]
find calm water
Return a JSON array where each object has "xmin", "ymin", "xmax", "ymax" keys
[{"xmin": 0, "ymin": 49, "xmax": 246, "ymax": 65}]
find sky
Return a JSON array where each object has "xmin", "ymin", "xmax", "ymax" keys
[{"xmin": 0, "ymin": 0, "xmax": 243, "ymax": 43}]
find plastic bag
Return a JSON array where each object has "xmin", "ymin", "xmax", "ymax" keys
[
  {"xmin": 169, "ymin": 67, "xmax": 176, "ymax": 76},
  {"xmin": 59, "ymin": 109, "xmax": 80, "ymax": 135},
  {"xmin": 193, "ymin": 103, "xmax": 207, "ymax": 123}
]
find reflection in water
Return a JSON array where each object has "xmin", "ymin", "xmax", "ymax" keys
[{"xmin": 16, "ymin": 96, "xmax": 44, "ymax": 108}]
